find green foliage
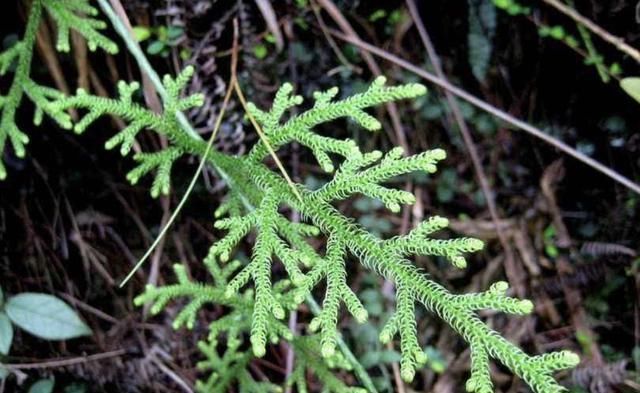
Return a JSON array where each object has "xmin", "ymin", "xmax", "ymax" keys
[
  {"xmin": 0, "ymin": 287, "xmax": 91, "ymax": 358},
  {"xmin": 493, "ymin": 0, "xmax": 622, "ymax": 83},
  {"xmin": 288, "ymin": 337, "xmax": 367, "ymax": 393},
  {"xmin": 4, "ymin": 293, "xmax": 92, "ymax": 341},
  {"xmin": 50, "ymin": 66, "xmax": 204, "ymax": 198},
  {"xmin": 492, "ymin": 0, "xmax": 530, "ymax": 15},
  {"xmin": 133, "ymin": 24, "xmax": 185, "ymax": 57},
  {"xmin": 468, "ymin": 0, "xmax": 497, "ymax": 82},
  {"xmin": 0, "ymin": 0, "xmax": 117, "ymax": 180},
  {"xmin": 620, "ymin": 77, "xmax": 640, "ymax": 104},
  {"xmin": 51, "ymin": 69, "xmax": 579, "ymax": 391},
  {"xmin": 135, "ymin": 262, "xmax": 360, "ymax": 392},
  {"xmin": 43, "ymin": 0, "xmax": 118, "ymax": 53},
  {"xmin": 28, "ymin": 379, "xmax": 55, "ymax": 393}
]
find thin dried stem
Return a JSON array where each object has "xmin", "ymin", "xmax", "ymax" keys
[
  {"xmin": 328, "ymin": 28, "xmax": 640, "ymax": 196},
  {"xmin": 541, "ymin": 0, "xmax": 640, "ymax": 64},
  {"xmin": 406, "ymin": 0, "xmax": 525, "ymax": 295}
]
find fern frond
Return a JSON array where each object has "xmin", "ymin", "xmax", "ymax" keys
[
  {"xmin": 287, "ymin": 336, "xmax": 367, "ymax": 393},
  {"xmin": 218, "ymin": 80, "xmax": 578, "ymax": 391},
  {"xmin": 127, "ymin": 147, "xmax": 181, "ymax": 198},
  {"xmin": 314, "ymin": 147, "xmax": 446, "ymax": 212},
  {"xmin": 247, "ymin": 77, "xmax": 426, "ymax": 171},
  {"xmin": 214, "ymin": 192, "xmax": 245, "ymax": 219},
  {"xmin": 0, "ymin": 0, "xmax": 115, "ymax": 179},
  {"xmin": 308, "ymin": 236, "xmax": 367, "ymax": 358},
  {"xmin": 379, "ymin": 283, "xmax": 427, "ymax": 381},
  {"xmin": 385, "ymin": 215, "xmax": 484, "ymax": 269},
  {"xmin": 42, "ymin": 0, "xmax": 118, "ymax": 53},
  {"xmin": 196, "ymin": 331, "xmax": 281, "ymax": 393},
  {"xmin": 0, "ymin": 0, "xmax": 44, "ymax": 180},
  {"xmin": 133, "ymin": 264, "xmax": 231, "ymax": 330},
  {"xmin": 297, "ymin": 181, "xmax": 579, "ymax": 390},
  {"xmin": 25, "ymin": 80, "xmax": 72, "ymax": 128},
  {"xmin": 0, "ymin": 42, "xmax": 24, "ymax": 75},
  {"xmin": 50, "ymin": 66, "xmax": 204, "ymax": 196}
]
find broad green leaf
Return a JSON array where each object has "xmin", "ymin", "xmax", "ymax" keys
[
  {"xmin": 5, "ymin": 293, "xmax": 92, "ymax": 340},
  {"xmin": 28, "ymin": 379, "xmax": 55, "ymax": 393},
  {"xmin": 620, "ymin": 77, "xmax": 640, "ymax": 104},
  {"xmin": 0, "ymin": 312, "xmax": 12, "ymax": 354}
]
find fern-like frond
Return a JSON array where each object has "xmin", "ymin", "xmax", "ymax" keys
[
  {"xmin": 246, "ymin": 77, "xmax": 426, "ymax": 171},
  {"xmin": 42, "ymin": 0, "xmax": 118, "ymax": 53},
  {"xmin": 49, "ymin": 66, "xmax": 204, "ymax": 197},
  {"xmin": 134, "ymin": 250, "xmax": 364, "ymax": 392},
  {"xmin": 133, "ymin": 264, "xmax": 232, "ymax": 330},
  {"xmin": 385, "ymin": 215, "xmax": 484, "ymax": 269},
  {"xmin": 196, "ymin": 332, "xmax": 281, "ymax": 393},
  {"xmin": 308, "ymin": 236, "xmax": 367, "ymax": 358},
  {"xmin": 314, "ymin": 147, "xmax": 446, "ymax": 212},
  {"xmin": 0, "ymin": 0, "xmax": 116, "ymax": 179},
  {"xmin": 287, "ymin": 336, "xmax": 367, "ymax": 393},
  {"xmin": 0, "ymin": 0, "xmax": 44, "ymax": 180},
  {"xmin": 208, "ymin": 81, "xmax": 578, "ymax": 391}
]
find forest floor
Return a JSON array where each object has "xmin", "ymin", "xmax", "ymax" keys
[{"xmin": 1, "ymin": 0, "xmax": 639, "ymax": 392}]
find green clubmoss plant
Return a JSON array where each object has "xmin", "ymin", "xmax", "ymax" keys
[{"xmin": 47, "ymin": 67, "xmax": 580, "ymax": 392}]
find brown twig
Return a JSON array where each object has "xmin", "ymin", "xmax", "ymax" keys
[
  {"xmin": 540, "ymin": 160, "xmax": 602, "ymax": 364},
  {"xmin": 72, "ymin": 32, "xmax": 90, "ymax": 90},
  {"xmin": 310, "ymin": 0, "xmax": 362, "ymax": 75},
  {"xmin": 316, "ymin": 0, "xmax": 410, "ymax": 153},
  {"xmin": 148, "ymin": 352, "xmax": 194, "ymax": 393},
  {"xmin": 58, "ymin": 293, "xmax": 119, "ymax": 324},
  {"xmin": 108, "ymin": 0, "xmax": 163, "ymax": 113},
  {"xmin": 405, "ymin": 0, "xmax": 525, "ymax": 295},
  {"xmin": 2, "ymin": 349, "xmax": 127, "ymax": 370},
  {"xmin": 541, "ymin": 0, "xmax": 640, "ymax": 64},
  {"xmin": 254, "ymin": 0, "xmax": 284, "ymax": 52},
  {"xmin": 327, "ymin": 29, "xmax": 640, "ymax": 196}
]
